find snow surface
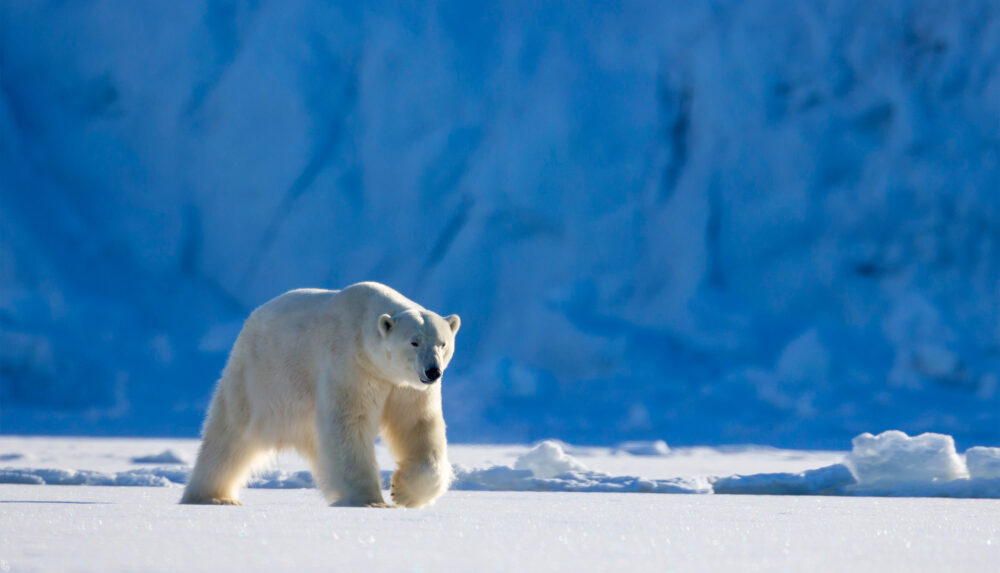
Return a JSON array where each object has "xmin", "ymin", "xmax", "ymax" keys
[
  {"xmin": 0, "ymin": 437, "xmax": 1000, "ymax": 572},
  {"xmin": 2, "ymin": 1, "xmax": 1000, "ymax": 448},
  {"xmin": 2, "ymin": 438, "xmax": 1000, "ymax": 573},
  {"xmin": 2, "ymin": 486, "xmax": 997, "ymax": 573},
  {"xmin": 7, "ymin": 486, "xmax": 1000, "ymax": 573}
]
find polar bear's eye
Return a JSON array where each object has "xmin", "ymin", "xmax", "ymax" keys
[{"xmin": 411, "ymin": 340, "xmax": 419, "ymax": 347}]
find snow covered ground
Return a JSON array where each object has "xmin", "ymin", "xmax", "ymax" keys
[
  {"xmin": 4, "ymin": 485, "xmax": 999, "ymax": 573},
  {"xmin": 1, "ymin": 434, "xmax": 999, "ymax": 571}
]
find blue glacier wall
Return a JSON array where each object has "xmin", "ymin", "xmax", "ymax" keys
[{"xmin": 2, "ymin": 0, "xmax": 999, "ymax": 447}]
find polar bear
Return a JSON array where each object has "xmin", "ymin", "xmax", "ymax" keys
[{"xmin": 180, "ymin": 282, "xmax": 460, "ymax": 508}]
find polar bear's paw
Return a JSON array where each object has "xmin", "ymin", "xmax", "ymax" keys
[
  {"xmin": 389, "ymin": 488, "xmax": 420, "ymax": 508},
  {"xmin": 390, "ymin": 462, "xmax": 452, "ymax": 508},
  {"xmin": 365, "ymin": 502, "xmax": 395, "ymax": 508},
  {"xmin": 180, "ymin": 493, "xmax": 242, "ymax": 506},
  {"xmin": 330, "ymin": 494, "xmax": 391, "ymax": 508}
]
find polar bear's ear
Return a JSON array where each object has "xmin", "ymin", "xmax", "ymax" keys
[
  {"xmin": 378, "ymin": 314, "xmax": 394, "ymax": 338},
  {"xmin": 446, "ymin": 314, "xmax": 461, "ymax": 334}
]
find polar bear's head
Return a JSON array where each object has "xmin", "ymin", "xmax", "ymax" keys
[{"xmin": 377, "ymin": 309, "xmax": 461, "ymax": 390}]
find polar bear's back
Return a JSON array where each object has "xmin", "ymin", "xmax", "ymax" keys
[
  {"xmin": 250, "ymin": 288, "xmax": 339, "ymax": 321},
  {"xmin": 253, "ymin": 283, "xmax": 419, "ymax": 319},
  {"xmin": 213, "ymin": 289, "xmax": 337, "ymax": 442},
  {"xmin": 223, "ymin": 283, "xmax": 419, "ymax": 413},
  {"xmin": 241, "ymin": 283, "xmax": 418, "ymax": 348}
]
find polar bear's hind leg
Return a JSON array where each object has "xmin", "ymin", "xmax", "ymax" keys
[{"xmin": 181, "ymin": 393, "xmax": 265, "ymax": 505}]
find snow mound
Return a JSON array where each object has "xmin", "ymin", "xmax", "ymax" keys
[
  {"xmin": 965, "ymin": 447, "xmax": 1000, "ymax": 480},
  {"xmin": 845, "ymin": 431, "xmax": 967, "ymax": 485},
  {"xmin": 451, "ymin": 465, "xmax": 709, "ymax": 494},
  {"xmin": 614, "ymin": 440, "xmax": 671, "ymax": 456},
  {"xmin": 712, "ymin": 464, "xmax": 856, "ymax": 496},
  {"xmin": 0, "ymin": 466, "xmax": 318, "ymax": 489},
  {"xmin": 131, "ymin": 450, "xmax": 188, "ymax": 465},
  {"xmin": 115, "ymin": 468, "xmax": 189, "ymax": 487},
  {"xmin": 513, "ymin": 441, "xmax": 589, "ymax": 479},
  {"xmin": 459, "ymin": 441, "xmax": 708, "ymax": 493},
  {"xmin": 3, "ymin": 432, "xmax": 999, "ymax": 499},
  {"xmin": 0, "ymin": 467, "xmax": 187, "ymax": 487},
  {"xmin": 848, "ymin": 478, "xmax": 1000, "ymax": 498},
  {"xmin": 0, "ymin": 468, "xmax": 44, "ymax": 485}
]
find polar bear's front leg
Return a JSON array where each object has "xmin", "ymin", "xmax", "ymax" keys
[
  {"xmin": 382, "ymin": 388, "xmax": 454, "ymax": 508},
  {"xmin": 315, "ymin": 384, "xmax": 388, "ymax": 507}
]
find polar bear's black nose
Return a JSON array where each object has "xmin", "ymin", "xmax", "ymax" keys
[{"xmin": 424, "ymin": 367, "xmax": 442, "ymax": 382}]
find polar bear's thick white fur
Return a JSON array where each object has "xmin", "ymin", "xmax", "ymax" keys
[{"xmin": 180, "ymin": 282, "xmax": 460, "ymax": 508}]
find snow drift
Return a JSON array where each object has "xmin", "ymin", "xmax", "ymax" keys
[
  {"xmin": 3, "ymin": 434, "xmax": 1000, "ymax": 498},
  {"xmin": 2, "ymin": 1, "xmax": 1000, "ymax": 446}
]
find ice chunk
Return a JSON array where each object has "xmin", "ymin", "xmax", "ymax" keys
[
  {"xmin": 120, "ymin": 467, "xmax": 189, "ymax": 485},
  {"xmin": 846, "ymin": 430, "xmax": 967, "ymax": 484},
  {"xmin": 462, "ymin": 441, "xmax": 708, "ymax": 492},
  {"xmin": 451, "ymin": 466, "xmax": 539, "ymax": 492},
  {"xmin": 847, "ymin": 478, "xmax": 1000, "ymax": 499},
  {"xmin": 965, "ymin": 447, "xmax": 1000, "ymax": 479},
  {"xmin": 513, "ymin": 441, "xmax": 588, "ymax": 478},
  {"xmin": 712, "ymin": 464, "xmax": 856, "ymax": 495},
  {"xmin": 451, "ymin": 464, "xmax": 710, "ymax": 494},
  {"xmin": 131, "ymin": 449, "xmax": 188, "ymax": 464},
  {"xmin": 0, "ymin": 468, "xmax": 114, "ymax": 486},
  {"xmin": 0, "ymin": 467, "xmax": 186, "ymax": 487},
  {"xmin": 0, "ymin": 468, "xmax": 44, "ymax": 484},
  {"xmin": 614, "ymin": 440, "xmax": 671, "ymax": 456},
  {"xmin": 113, "ymin": 470, "xmax": 173, "ymax": 487}
]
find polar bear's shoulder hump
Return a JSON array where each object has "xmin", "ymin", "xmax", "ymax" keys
[{"xmin": 338, "ymin": 282, "xmax": 422, "ymax": 310}]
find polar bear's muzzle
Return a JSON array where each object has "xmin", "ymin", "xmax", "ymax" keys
[{"xmin": 419, "ymin": 367, "xmax": 442, "ymax": 384}]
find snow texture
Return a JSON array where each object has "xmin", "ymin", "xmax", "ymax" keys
[
  {"xmin": 2, "ymin": 1, "xmax": 1000, "ymax": 448},
  {"xmin": 5, "ymin": 485, "xmax": 999, "ymax": 573}
]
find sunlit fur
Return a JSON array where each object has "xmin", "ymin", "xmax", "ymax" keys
[{"xmin": 180, "ymin": 282, "xmax": 459, "ymax": 508}]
